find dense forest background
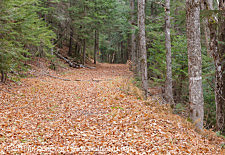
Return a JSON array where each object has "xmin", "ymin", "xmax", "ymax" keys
[{"xmin": 0, "ymin": 0, "xmax": 224, "ymax": 135}]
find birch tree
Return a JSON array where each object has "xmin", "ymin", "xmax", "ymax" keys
[
  {"xmin": 138, "ymin": 0, "xmax": 148, "ymax": 99},
  {"xmin": 186, "ymin": 0, "xmax": 204, "ymax": 130}
]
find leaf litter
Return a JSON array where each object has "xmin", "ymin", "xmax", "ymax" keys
[{"xmin": 0, "ymin": 63, "xmax": 224, "ymax": 154}]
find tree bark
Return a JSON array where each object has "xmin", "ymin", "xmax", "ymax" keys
[
  {"xmin": 202, "ymin": 0, "xmax": 225, "ymax": 133},
  {"xmin": 186, "ymin": 0, "xmax": 204, "ymax": 130},
  {"xmin": 138, "ymin": 0, "xmax": 148, "ymax": 99},
  {"xmin": 165, "ymin": 0, "xmax": 174, "ymax": 104},
  {"xmin": 216, "ymin": 0, "xmax": 225, "ymax": 133},
  {"xmin": 130, "ymin": 0, "xmax": 136, "ymax": 71}
]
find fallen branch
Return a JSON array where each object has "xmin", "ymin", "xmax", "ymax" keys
[
  {"xmin": 44, "ymin": 73, "xmax": 71, "ymax": 81},
  {"xmin": 54, "ymin": 51, "xmax": 96, "ymax": 69},
  {"xmin": 54, "ymin": 51, "xmax": 80, "ymax": 68}
]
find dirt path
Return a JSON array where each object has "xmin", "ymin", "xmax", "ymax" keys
[{"xmin": 0, "ymin": 64, "xmax": 224, "ymax": 154}]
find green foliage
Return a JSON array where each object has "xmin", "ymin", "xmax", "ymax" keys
[
  {"xmin": 0, "ymin": 0, "xmax": 55, "ymax": 77},
  {"xmin": 133, "ymin": 76, "xmax": 142, "ymax": 88},
  {"xmin": 216, "ymin": 131, "xmax": 225, "ymax": 139},
  {"xmin": 202, "ymin": 47, "xmax": 216, "ymax": 129},
  {"xmin": 174, "ymin": 103, "xmax": 186, "ymax": 115}
]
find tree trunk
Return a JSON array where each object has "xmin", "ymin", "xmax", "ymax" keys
[
  {"xmin": 68, "ymin": 28, "xmax": 73, "ymax": 56},
  {"xmin": 138, "ymin": 0, "xmax": 148, "ymax": 99},
  {"xmin": 150, "ymin": 2, "xmax": 155, "ymax": 16},
  {"xmin": 1, "ymin": 71, "xmax": 6, "ymax": 83},
  {"xmin": 83, "ymin": 39, "xmax": 86, "ymax": 65},
  {"xmin": 186, "ymin": 0, "xmax": 204, "ymax": 130},
  {"xmin": 200, "ymin": 0, "xmax": 213, "ymax": 56},
  {"xmin": 216, "ymin": 0, "xmax": 225, "ymax": 133},
  {"xmin": 130, "ymin": 0, "xmax": 136, "ymax": 71},
  {"xmin": 202, "ymin": 0, "xmax": 225, "ymax": 133},
  {"xmin": 136, "ymin": 35, "xmax": 141, "ymax": 77},
  {"xmin": 165, "ymin": 0, "xmax": 174, "ymax": 104},
  {"xmin": 83, "ymin": 0, "xmax": 87, "ymax": 65},
  {"xmin": 126, "ymin": 37, "xmax": 130, "ymax": 61},
  {"xmin": 121, "ymin": 41, "xmax": 124, "ymax": 63},
  {"xmin": 94, "ymin": 30, "xmax": 97, "ymax": 64},
  {"xmin": 94, "ymin": 30, "xmax": 99, "ymax": 64}
]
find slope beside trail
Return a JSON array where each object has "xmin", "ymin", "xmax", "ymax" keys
[{"xmin": 0, "ymin": 63, "xmax": 224, "ymax": 154}]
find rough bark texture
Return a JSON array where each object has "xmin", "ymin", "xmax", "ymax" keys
[
  {"xmin": 165, "ymin": 0, "xmax": 174, "ymax": 104},
  {"xmin": 130, "ymin": 0, "xmax": 136, "ymax": 71},
  {"xmin": 202, "ymin": 0, "xmax": 225, "ymax": 133},
  {"xmin": 216, "ymin": 0, "xmax": 225, "ymax": 133},
  {"xmin": 138, "ymin": 0, "xmax": 148, "ymax": 99},
  {"xmin": 186, "ymin": 0, "xmax": 204, "ymax": 130}
]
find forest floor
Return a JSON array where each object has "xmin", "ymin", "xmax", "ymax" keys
[{"xmin": 0, "ymin": 60, "xmax": 224, "ymax": 154}]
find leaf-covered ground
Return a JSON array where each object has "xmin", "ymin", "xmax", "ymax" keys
[{"xmin": 0, "ymin": 63, "xmax": 224, "ymax": 154}]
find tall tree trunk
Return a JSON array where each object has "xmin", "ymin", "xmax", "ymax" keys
[
  {"xmin": 94, "ymin": 30, "xmax": 97, "ymax": 64},
  {"xmin": 200, "ymin": 0, "xmax": 213, "ymax": 56},
  {"xmin": 83, "ymin": 39, "xmax": 86, "ymax": 65},
  {"xmin": 150, "ymin": 2, "xmax": 155, "ymax": 16},
  {"xmin": 130, "ymin": 0, "xmax": 136, "ymax": 71},
  {"xmin": 94, "ymin": 30, "xmax": 99, "ymax": 64},
  {"xmin": 216, "ymin": 0, "xmax": 225, "ymax": 133},
  {"xmin": 165, "ymin": 0, "xmax": 174, "ymax": 104},
  {"xmin": 126, "ymin": 37, "xmax": 130, "ymax": 61},
  {"xmin": 83, "ymin": 0, "xmax": 87, "ymax": 65},
  {"xmin": 138, "ymin": 0, "xmax": 148, "ymax": 99},
  {"xmin": 202, "ymin": 0, "xmax": 225, "ymax": 133},
  {"xmin": 136, "ymin": 34, "xmax": 141, "ymax": 77},
  {"xmin": 121, "ymin": 41, "xmax": 124, "ymax": 63},
  {"xmin": 186, "ymin": 0, "xmax": 204, "ymax": 130},
  {"xmin": 68, "ymin": 28, "xmax": 73, "ymax": 56}
]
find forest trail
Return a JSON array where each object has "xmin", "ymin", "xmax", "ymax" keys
[{"xmin": 0, "ymin": 63, "xmax": 224, "ymax": 154}]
